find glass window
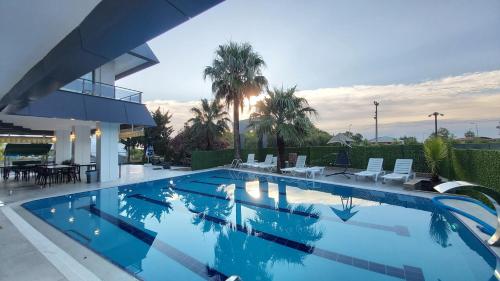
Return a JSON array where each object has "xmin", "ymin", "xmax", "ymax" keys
[{"xmin": 81, "ymin": 71, "xmax": 94, "ymax": 82}]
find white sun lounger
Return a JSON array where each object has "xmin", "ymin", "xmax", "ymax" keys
[
  {"xmin": 257, "ymin": 156, "xmax": 277, "ymax": 172},
  {"xmin": 354, "ymin": 158, "xmax": 384, "ymax": 181},
  {"xmin": 248, "ymin": 154, "xmax": 273, "ymax": 169},
  {"xmin": 239, "ymin": 154, "xmax": 255, "ymax": 168},
  {"xmin": 293, "ymin": 166, "xmax": 325, "ymax": 179},
  {"xmin": 281, "ymin": 155, "xmax": 307, "ymax": 175},
  {"xmin": 382, "ymin": 159, "xmax": 414, "ymax": 183}
]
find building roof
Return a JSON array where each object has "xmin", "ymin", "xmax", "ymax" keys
[{"xmin": 368, "ymin": 136, "xmax": 397, "ymax": 143}]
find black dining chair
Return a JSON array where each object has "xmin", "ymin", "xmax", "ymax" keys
[{"xmin": 71, "ymin": 164, "xmax": 81, "ymax": 182}]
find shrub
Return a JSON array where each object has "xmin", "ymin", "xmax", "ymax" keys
[{"xmin": 423, "ymin": 137, "xmax": 448, "ymax": 181}]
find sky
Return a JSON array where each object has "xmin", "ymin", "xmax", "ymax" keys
[{"xmin": 116, "ymin": 0, "xmax": 500, "ymax": 139}]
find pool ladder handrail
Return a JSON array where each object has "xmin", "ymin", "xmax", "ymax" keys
[
  {"xmin": 231, "ymin": 158, "xmax": 242, "ymax": 168},
  {"xmin": 225, "ymin": 275, "xmax": 241, "ymax": 281}
]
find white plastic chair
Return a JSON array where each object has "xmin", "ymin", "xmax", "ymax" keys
[
  {"xmin": 249, "ymin": 154, "xmax": 273, "ymax": 169},
  {"xmin": 239, "ymin": 154, "xmax": 255, "ymax": 168},
  {"xmin": 281, "ymin": 155, "xmax": 307, "ymax": 175},
  {"xmin": 258, "ymin": 156, "xmax": 277, "ymax": 172},
  {"xmin": 354, "ymin": 158, "xmax": 384, "ymax": 181},
  {"xmin": 382, "ymin": 159, "xmax": 414, "ymax": 183}
]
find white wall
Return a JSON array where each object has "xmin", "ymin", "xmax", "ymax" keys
[
  {"xmin": 96, "ymin": 122, "xmax": 119, "ymax": 182},
  {"xmin": 72, "ymin": 125, "xmax": 91, "ymax": 165},
  {"xmin": 54, "ymin": 130, "xmax": 71, "ymax": 164}
]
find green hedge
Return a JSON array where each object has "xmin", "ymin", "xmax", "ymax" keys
[
  {"xmin": 447, "ymin": 149, "xmax": 500, "ymax": 191},
  {"xmin": 191, "ymin": 145, "xmax": 428, "ymax": 172},
  {"xmin": 191, "ymin": 149, "xmax": 257, "ymax": 170},
  {"xmin": 191, "ymin": 146, "xmax": 500, "ymax": 191}
]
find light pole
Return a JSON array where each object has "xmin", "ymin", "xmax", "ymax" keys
[
  {"xmin": 470, "ymin": 122, "xmax": 479, "ymax": 137},
  {"xmin": 428, "ymin": 112, "xmax": 444, "ymax": 137},
  {"xmin": 373, "ymin": 101, "xmax": 379, "ymax": 144}
]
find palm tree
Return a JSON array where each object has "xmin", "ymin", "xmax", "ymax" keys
[
  {"xmin": 423, "ymin": 136, "xmax": 448, "ymax": 182},
  {"xmin": 204, "ymin": 42, "xmax": 268, "ymax": 159},
  {"xmin": 189, "ymin": 99, "xmax": 230, "ymax": 150},
  {"xmin": 249, "ymin": 86, "xmax": 317, "ymax": 172}
]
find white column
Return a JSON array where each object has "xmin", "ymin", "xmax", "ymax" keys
[
  {"xmin": 54, "ymin": 130, "xmax": 71, "ymax": 164},
  {"xmin": 72, "ymin": 125, "xmax": 91, "ymax": 165},
  {"xmin": 96, "ymin": 122, "xmax": 119, "ymax": 182}
]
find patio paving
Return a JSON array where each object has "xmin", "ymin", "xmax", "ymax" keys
[
  {"xmin": 0, "ymin": 164, "xmax": 189, "ymax": 281},
  {"xmin": 0, "ymin": 210, "xmax": 67, "ymax": 281}
]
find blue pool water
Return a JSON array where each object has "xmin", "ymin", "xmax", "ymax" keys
[{"xmin": 23, "ymin": 169, "xmax": 496, "ymax": 281}]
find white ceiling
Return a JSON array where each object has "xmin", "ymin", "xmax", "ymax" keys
[
  {"xmin": 0, "ymin": 113, "xmax": 96, "ymax": 131},
  {"xmin": 0, "ymin": 0, "xmax": 100, "ymax": 100}
]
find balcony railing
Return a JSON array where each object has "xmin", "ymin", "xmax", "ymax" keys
[{"xmin": 60, "ymin": 78, "xmax": 142, "ymax": 103}]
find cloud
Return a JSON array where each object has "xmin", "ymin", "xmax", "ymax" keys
[
  {"xmin": 295, "ymin": 70, "xmax": 500, "ymax": 138},
  {"xmin": 145, "ymin": 70, "xmax": 500, "ymax": 138}
]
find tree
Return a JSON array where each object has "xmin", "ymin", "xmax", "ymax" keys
[
  {"xmin": 437, "ymin": 127, "xmax": 451, "ymax": 139},
  {"xmin": 249, "ymin": 86, "xmax": 317, "ymax": 172},
  {"xmin": 243, "ymin": 130, "xmax": 259, "ymax": 150},
  {"xmin": 204, "ymin": 42, "xmax": 268, "ymax": 160},
  {"xmin": 301, "ymin": 127, "xmax": 332, "ymax": 146},
  {"xmin": 143, "ymin": 108, "xmax": 174, "ymax": 160},
  {"xmin": 423, "ymin": 137, "xmax": 448, "ymax": 182},
  {"xmin": 188, "ymin": 99, "xmax": 230, "ymax": 150},
  {"xmin": 120, "ymin": 137, "xmax": 140, "ymax": 163},
  {"xmin": 343, "ymin": 131, "xmax": 364, "ymax": 144},
  {"xmin": 170, "ymin": 124, "xmax": 195, "ymax": 165},
  {"xmin": 464, "ymin": 130, "xmax": 475, "ymax": 138}
]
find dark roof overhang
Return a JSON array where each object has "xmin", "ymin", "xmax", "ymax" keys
[
  {"xmin": 0, "ymin": 0, "xmax": 223, "ymax": 113},
  {"xmin": 115, "ymin": 44, "xmax": 160, "ymax": 80}
]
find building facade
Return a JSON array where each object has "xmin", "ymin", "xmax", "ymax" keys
[{"xmin": 0, "ymin": 0, "xmax": 223, "ymax": 181}]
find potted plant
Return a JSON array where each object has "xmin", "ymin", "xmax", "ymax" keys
[{"xmin": 420, "ymin": 136, "xmax": 448, "ymax": 190}]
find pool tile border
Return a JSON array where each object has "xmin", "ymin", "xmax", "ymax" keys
[{"xmin": 80, "ymin": 204, "xmax": 227, "ymax": 281}]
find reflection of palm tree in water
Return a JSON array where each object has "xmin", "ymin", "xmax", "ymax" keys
[
  {"xmin": 213, "ymin": 228, "xmax": 274, "ymax": 281},
  {"xmin": 429, "ymin": 210, "xmax": 452, "ymax": 248},
  {"xmin": 331, "ymin": 196, "xmax": 359, "ymax": 222},
  {"xmin": 178, "ymin": 186, "xmax": 233, "ymax": 233},
  {"xmin": 119, "ymin": 190, "xmax": 174, "ymax": 223},
  {"xmin": 249, "ymin": 180, "xmax": 323, "ymax": 262},
  {"xmin": 212, "ymin": 179, "xmax": 323, "ymax": 281}
]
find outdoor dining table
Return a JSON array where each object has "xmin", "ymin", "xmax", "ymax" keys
[{"xmin": 78, "ymin": 163, "xmax": 97, "ymax": 170}]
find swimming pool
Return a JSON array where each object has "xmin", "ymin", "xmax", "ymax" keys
[{"xmin": 23, "ymin": 169, "xmax": 496, "ymax": 281}]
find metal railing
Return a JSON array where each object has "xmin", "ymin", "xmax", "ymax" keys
[{"xmin": 60, "ymin": 78, "xmax": 142, "ymax": 103}]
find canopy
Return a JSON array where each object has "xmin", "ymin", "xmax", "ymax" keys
[
  {"xmin": 327, "ymin": 133, "xmax": 354, "ymax": 147},
  {"xmin": 3, "ymin": 144, "xmax": 52, "ymax": 156}
]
